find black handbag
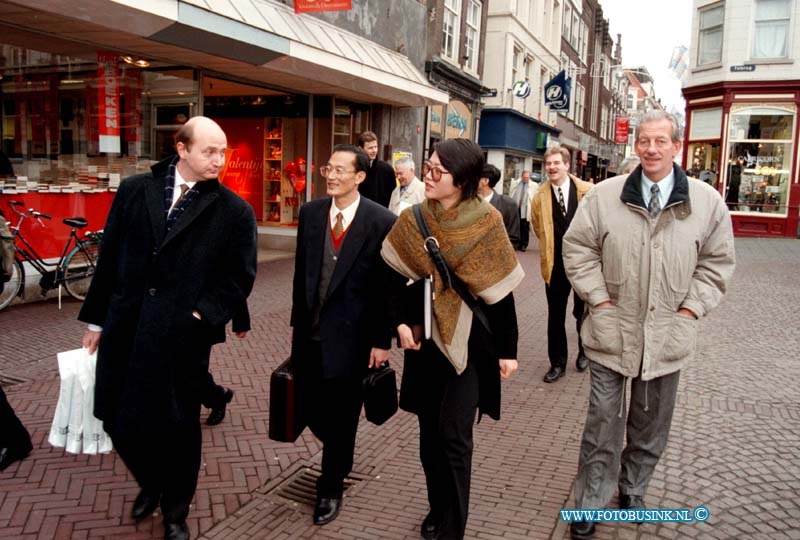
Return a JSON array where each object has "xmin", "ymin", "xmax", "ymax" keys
[
  {"xmin": 268, "ymin": 357, "xmax": 306, "ymax": 443},
  {"xmin": 363, "ymin": 363, "xmax": 398, "ymax": 426}
]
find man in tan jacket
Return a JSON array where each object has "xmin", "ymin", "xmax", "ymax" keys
[
  {"xmin": 531, "ymin": 146, "xmax": 593, "ymax": 382},
  {"xmin": 562, "ymin": 111, "xmax": 735, "ymax": 539}
]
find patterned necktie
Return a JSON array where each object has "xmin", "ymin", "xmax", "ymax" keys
[
  {"xmin": 557, "ymin": 186, "xmax": 567, "ymax": 218},
  {"xmin": 332, "ymin": 212, "xmax": 344, "ymax": 239},
  {"xmin": 174, "ymin": 183, "xmax": 190, "ymax": 207},
  {"xmin": 648, "ymin": 184, "xmax": 662, "ymax": 218}
]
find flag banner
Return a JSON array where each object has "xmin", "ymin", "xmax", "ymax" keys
[
  {"xmin": 668, "ymin": 46, "xmax": 688, "ymax": 70},
  {"xmin": 614, "ymin": 116, "xmax": 630, "ymax": 144},
  {"xmin": 544, "ymin": 70, "xmax": 571, "ymax": 112},
  {"xmin": 295, "ymin": 0, "xmax": 352, "ymax": 13},
  {"xmin": 97, "ymin": 52, "xmax": 120, "ymax": 154}
]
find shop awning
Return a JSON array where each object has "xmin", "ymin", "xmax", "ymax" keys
[{"xmin": 10, "ymin": 0, "xmax": 449, "ymax": 107}]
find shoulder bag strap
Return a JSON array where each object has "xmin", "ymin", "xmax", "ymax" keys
[{"xmin": 412, "ymin": 204, "xmax": 492, "ymax": 336}]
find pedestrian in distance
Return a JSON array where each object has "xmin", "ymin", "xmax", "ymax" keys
[
  {"xmin": 509, "ymin": 170, "xmax": 534, "ymax": 251},
  {"xmin": 389, "ymin": 156, "xmax": 426, "ymax": 215},
  {"xmin": 290, "ymin": 144, "xmax": 396, "ymax": 526},
  {"xmin": 619, "ymin": 157, "xmax": 640, "ymax": 175},
  {"xmin": 80, "ymin": 116, "xmax": 258, "ymax": 540},
  {"xmin": 381, "ymin": 138, "xmax": 524, "ymax": 540},
  {"xmin": 478, "ymin": 163, "xmax": 520, "ymax": 249},
  {"xmin": 562, "ymin": 110, "xmax": 735, "ymax": 540},
  {"xmin": 357, "ymin": 131, "xmax": 396, "ymax": 208},
  {"xmin": 531, "ymin": 146, "xmax": 594, "ymax": 383}
]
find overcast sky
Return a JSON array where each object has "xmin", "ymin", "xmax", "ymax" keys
[{"xmin": 599, "ymin": 0, "xmax": 693, "ymax": 113}]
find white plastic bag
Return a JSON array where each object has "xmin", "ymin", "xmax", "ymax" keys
[{"xmin": 48, "ymin": 348, "xmax": 112, "ymax": 454}]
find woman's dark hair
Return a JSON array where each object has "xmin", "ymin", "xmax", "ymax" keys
[{"xmin": 433, "ymin": 138, "xmax": 484, "ymax": 201}]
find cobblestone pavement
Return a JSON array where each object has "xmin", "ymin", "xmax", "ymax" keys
[{"xmin": 1, "ymin": 237, "xmax": 798, "ymax": 540}]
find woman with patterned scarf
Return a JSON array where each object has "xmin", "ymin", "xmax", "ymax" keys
[{"xmin": 380, "ymin": 139, "xmax": 524, "ymax": 540}]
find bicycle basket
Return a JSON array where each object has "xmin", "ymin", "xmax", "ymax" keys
[{"xmin": 85, "ymin": 230, "xmax": 104, "ymax": 242}]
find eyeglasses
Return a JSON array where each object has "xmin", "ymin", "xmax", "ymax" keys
[
  {"xmin": 422, "ymin": 161, "xmax": 451, "ymax": 182},
  {"xmin": 320, "ymin": 165, "xmax": 356, "ymax": 178}
]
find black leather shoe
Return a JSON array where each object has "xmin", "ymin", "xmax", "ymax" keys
[
  {"xmin": 576, "ymin": 354, "xmax": 589, "ymax": 372},
  {"xmin": 543, "ymin": 366, "xmax": 565, "ymax": 383},
  {"xmin": 206, "ymin": 388, "xmax": 234, "ymax": 426},
  {"xmin": 0, "ymin": 442, "xmax": 32, "ymax": 471},
  {"xmin": 570, "ymin": 521, "xmax": 595, "ymax": 539},
  {"xmin": 420, "ymin": 511, "xmax": 441, "ymax": 540},
  {"xmin": 131, "ymin": 489, "xmax": 160, "ymax": 521},
  {"xmin": 164, "ymin": 522, "xmax": 189, "ymax": 540},
  {"xmin": 620, "ymin": 494, "xmax": 646, "ymax": 523},
  {"xmin": 520, "ymin": 245, "xmax": 527, "ymax": 252},
  {"xmin": 313, "ymin": 497, "xmax": 342, "ymax": 525}
]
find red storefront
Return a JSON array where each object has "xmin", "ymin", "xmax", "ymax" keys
[{"xmin": 682, "ymin": 80, "xmax": 800, "ymax": 237}]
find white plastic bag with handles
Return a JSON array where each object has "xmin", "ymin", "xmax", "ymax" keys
[{"xmin": 48, "ymin": 348, "xmax": 112, "ymax": 454}]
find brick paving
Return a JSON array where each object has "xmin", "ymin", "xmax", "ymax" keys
[{"xmin": 0, "ymin": 238, "xmax": 798, "ymax": 540}]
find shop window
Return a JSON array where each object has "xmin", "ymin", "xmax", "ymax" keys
[
  {"xmin": 697, "ymin": 2, "xmax": 724, "ymax": 66},
  {"xmin": 203, "ymin": 76, "xmax": 309, "ymax": 226},
  {"xmin": 686, "ymin": 142, "xmax": 720, "ymax": 188},
  {"xmin": 752, "ymin": 0, "xmax": 791, "ymax": 59},
  {"xmin": 0, "ymin": 38, "xmax": 198, "ymax": 192},
  {"xmin": 725, "ymin": 105, "xmax": 795, "ymax": 215}
]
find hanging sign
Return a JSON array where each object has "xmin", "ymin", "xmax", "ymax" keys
[
  {"xmin": 544, "ymin": 70, "xmax": 571, "ymax": 112},
  {"xmin": 97, "ymin": 52, "xmax": 120, "ymax": 154},
  {"xmin": 295, "ymin": 0, "xmax": 352, "ymax": 13},
  {"xmin": 614, "ymin": 116, "xmax": 629, "ymax": 144}
]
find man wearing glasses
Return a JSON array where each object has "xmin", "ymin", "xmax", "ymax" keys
[{"xmin": 290, "ymin": 144, "xmax": 396, "ymax": 526}]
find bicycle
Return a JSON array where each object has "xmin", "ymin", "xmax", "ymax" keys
[{"xmin": 0, "ymin": 200, "xmax": 102, "ymax": 311}]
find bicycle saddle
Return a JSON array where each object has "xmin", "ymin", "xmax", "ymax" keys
[{"xmin": 63, "ymin": 217, "xmax": 88, "ymax": 228}]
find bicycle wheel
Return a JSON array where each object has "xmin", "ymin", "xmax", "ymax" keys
[
  {"xmin": 63, "ymin": 239, "xmax": 100, "ymax": 301},
  {"xmin": 0, "ymin": 259, "xmax": 24, "ymax": 311}
]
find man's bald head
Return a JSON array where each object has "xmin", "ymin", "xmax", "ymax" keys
[{"xmin": 175, "ymin": 116, "xmax": 228, "ymax": 182}]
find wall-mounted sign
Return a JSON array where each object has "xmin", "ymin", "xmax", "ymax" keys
[
  {"xmin": 97, "ymin": 52, "xmax": 120, "ymax": 154},
  {"xmin": 614, "ymin": 116, "xmax": 629, "ymax": 144},
  {"xmin": 445, "ymin": 100, "xmax": 472, "ymax": 140},
  {"xmin": 429, "ymin": 105, "xmax": 443, "ymax": 136},
  {"xmin": 545, "ymin": 70, "xmax": 571, "ymax": 112},
  {"xmin": 295, "ymin": 0, "xmax": 351, "ymax": 13},
  {"xmin": 512, "ymin": 80, "xmax": 531, "ymax": 99},
  {"xmin": 730, "ymin": 64, "xmax": 756, "ymax": 72}
]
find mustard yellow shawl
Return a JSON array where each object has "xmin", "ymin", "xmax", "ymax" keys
[{"xmin": 381, "ymin": 198, "xmax": 524, "ymax": 374}]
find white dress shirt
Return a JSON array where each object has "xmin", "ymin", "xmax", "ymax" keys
[
  {"xmin": 641, "ymin": 170, "xmax": 675, "ymax": 210},
  {"xmin": 330, "ymin": 193, "xmax": 361, "ymax": 230}
]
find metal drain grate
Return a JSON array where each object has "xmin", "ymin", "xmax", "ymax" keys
[{"xmin": 271, "ymin": 467, "xmax": 361, "ymax": 505}]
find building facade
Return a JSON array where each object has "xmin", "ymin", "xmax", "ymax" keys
[
  {"xmin": 554, "ymin": 0, "xmax": 625, "ymax": 181},
  {"xmin": 0, "ymin": 0, "xmax": 448, "ymax": 253},
  {"xmin": 683, "ymin": 0, "xmax": 800, "ymax": 237},
  {"xmin": 424, "ymin": 0, "xmax": 491, "ymax": 155},
  {"xmin": 478, "ymin": 0, "xmax": 563, "ymax": 191}
]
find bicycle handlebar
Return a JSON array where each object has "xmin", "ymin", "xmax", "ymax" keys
[{"xmin": 32, "ymin": 212, "xmax": 52, "ymax": 220}]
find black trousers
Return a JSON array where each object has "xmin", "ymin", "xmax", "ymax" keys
[
  {"xmin": 0, "ymin": 385, "xmax": 32, "ymax": 452},
  {"xmin": 416, "ymin": 347, "xmax": 479, "ymax": 540},
  {"xmin": 200, "ymin": 372, "xmax": 227, "ymax": 410},
  {"xmin": 519, "ymin": 219, "xmax": 530, "ymax": 248},
  {"xmin": 300, "ymin": 342, "xmax": 364, "ymax": 499},
  {"xmin": 107, "ymin": 420, "xmax": 202, "ymax": 524},
  {"xmin": 544, "ymin": 262, "xmax": 585, "ymax": 369}
]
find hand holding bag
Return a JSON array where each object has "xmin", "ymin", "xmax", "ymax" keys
[
  {"xmin": 363, "ymin": 363, "xmax": 398, "ymax": 426},
  {"xmin": 268, "ymin": 357, "xmax": 306, "ymax": 443}
]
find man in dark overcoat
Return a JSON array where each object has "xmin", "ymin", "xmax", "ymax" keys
[
  {"xmin": 291, "ymin": 144, "xmax": 395, "ymax": 526},
  {"xmin": 80, "ymin": 116, "xmax": 257, "ymax": 540},
  {"xmin": 356, "ymin": 131, "xmax": 396, "ymax": 208},
  {"xmin": 478, "ymin": 163, "xmax": 520, "ymax": 248}
]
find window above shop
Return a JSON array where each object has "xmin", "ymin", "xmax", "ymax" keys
[
  {"xmin": 464, "ymin": 0, "xmax": 482, "ymax": 74},
  {"xmin": 442, "ymin": 0, "xmax": 462, "ymax": 65},
  {"xmin": 752, "ymin": 0, "xmax": 791, "ymax": 59},
  {"xmin": 697, "ymin": 2, "xmax": 724, "ymax": 66},
  {"xmin": 689, "ymin": 107, "xmax": 722, "ymax": 140}
]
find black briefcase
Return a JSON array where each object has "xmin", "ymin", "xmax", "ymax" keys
[
  {"xmin": 268, "ymin": 358, "xmax": 306, "ymax": 442},
  {"xmin": 363, "ymin": 363, "xmax": 398, "ymax": 426}
]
